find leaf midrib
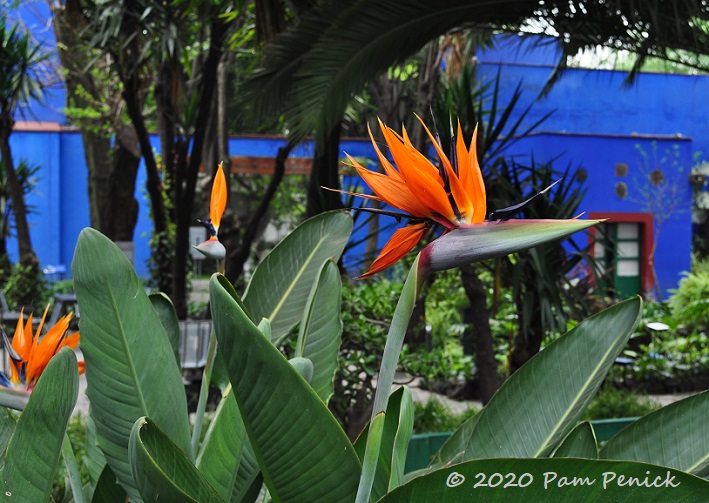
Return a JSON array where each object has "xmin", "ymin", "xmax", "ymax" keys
[
  {"xmin": 267, "ymin": 235, "xmax": 328, "ymax": 323},
  {"xmin": 107, "ymin": 285, "xmax": 149, "ymax": 417},
  {"xmin": 533, "ymin": 335, "xmax": 619, "ymax": 457}
]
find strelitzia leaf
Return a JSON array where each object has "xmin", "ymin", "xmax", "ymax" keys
[
  {"xmin": 149, "ymin": 292, "xmax": 181, "ymax": 368},
  {"xmin": 0, "ymin": 407, "xmax": 16, "ymax": 470},
  {"xmin": 2, "ymin": 347, "xmax": 79, "ymax": 502},
  {"xmin": 356, "ymin": 255, "xmax": 423, "ymax": 503},
  {"xmin": 211, "ymin": 274, "xmax": 361, "ymax": 502},
  {"xmin": 379, "ymin": 458, "xmax": 709, "ymax": 502},
  {"xmin": 196, "ymin": 387, "xmax": 260, "ymax": 503},
  {"xmin": 297, "ymin": 259, "xmax": 342, "ymax": 403},
  {"xmin": 91, "ymin": 465, "xmax": 127, "ymax": 503},
  {"xmin": 423, "ymin": 219, "xmax": 601, "ymax": 272},
  {"xmin": 354, "ymin": 387, "xmax": 414, "ymax": 502},
  {"xmin": 552, "ymin": 422, "xmax": 598, "ymax": 459},
  {"xmin": 459, "ymin": 297, "xmax": 641, "ymax": 460},
  {"xmin": 73, "ymin": 228, "xmax": 192, "ymax": 500},
  {"xmin": 242, "ymin": 211, "xmax": 352, "ymax": 342},
  {"xmin": 601, "ymin": 390, "xmax": 709, "ymax": 476},
  {"xmin": 129, "ymin": 417, "xmax": 223, "ymax": 503}
]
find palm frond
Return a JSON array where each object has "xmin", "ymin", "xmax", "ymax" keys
[{"xmin": 241, "ymin": 0, "xmax": 709, "ymax": 141}]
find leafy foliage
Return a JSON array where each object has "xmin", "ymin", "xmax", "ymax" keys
[
  {"xmin": 669, "ymin": 257, "xmax": 709, "ymax": 330},
  {"xmin": 3, "ymin": 262, "xmax": 49, "ymax": 310},
  {"xmin": 51, "ymin": 414, "xmax": 91, "ymax": 502},
  {"xmin": 333, "ymin": 278, "xmax": 402, "ymax": 434},
  {"xmin": 7, "ymin": 208, "xmax": 709, "ymax": 501},
  {"xmin": 241, "ymin": 0, "xmax": 709, "ymax": 142},
  {"xmin": 583, "ymin": 385, "xmax": 660, "ymax": 421},
  {"xmin": 413, "ymin": 399, "xmax": 477, "ymax": 434}
]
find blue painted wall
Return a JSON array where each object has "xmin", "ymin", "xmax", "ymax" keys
[
  {"xmin": 477, "ymin": 35, "xmax": 709, "ymax": 159},
  {"xmin": 501, "ymin": 132, "xmax": 693, "ymax": 298}
]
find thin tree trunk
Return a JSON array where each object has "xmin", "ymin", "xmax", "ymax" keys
[
  {"xmin": 0, "ymin": 124, "xmax": 37, "ymax": 270},
  {"xmin": 460, "ymin": 264, "xmax": 498, "ymax": 404},
  {"xmin": 509, "ymin": 296, "xmax": 544, "ymax": 374},
  {"xmin": 123, "ymin": 74, "xmax": 168, "ymax": 234},
  {"xmin": 307, "ymin": 121, "xmax": 344, "ymax": 216},
  {"xmin": 53, "ymin": 0, "xmax": 141, "ymax": 242},
  {"xmin": 171, "ymin": 17, "xmax": 229, "ymax": 319}
]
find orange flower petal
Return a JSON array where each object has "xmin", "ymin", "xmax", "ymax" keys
[
  {"xmin": 350, "ymin": 157, "xmax": 429, "ymax": 219},
  {"xmin": 376, "ymin": 127, "xmax": 457, "ymax": 225},
  {"xmin": 458, "ymin": 123, "xmax": 486, "ymax": 222},
  {"xmin": 381, "ymin": 122, "xmax": 436, "ymax": 180},
  {"xmin": 77, "ymin": 361, "xmax": 86, "ymax": 375},
  {"xmin": 415, "ymin": 115, "xmax": 476, "ymax": 223},
  {"xmin": 11, "ymin": 308, "xmax": 31, "ymax": 360},
  {"xmin": 210, "ymin": 163, "xmax": 227, "ymax": 233},
  {"xmin": 60, "ymin": 331, "xmax": 80, "ymax": 351},
  {"xmin": 368, "ymin": 123, "xmax": 404, "ymax": 183},
  {"xmin": 26, "ymin": 312, "xmax": 72, "ymax": 383},
  {"xmin": 358, "ymin": 222, "xmax": 429, "ymax": 279}
]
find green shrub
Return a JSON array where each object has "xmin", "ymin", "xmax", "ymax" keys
[
  {"xmin": 400, "ymin": 344, "xmax": 474, "ymax": 392},
  {"xmin": 413, "ymin": 399, "xmax": 477, "ymax": 433},
  {"xmin": 583, "ymin": 385, "xmax": 659, "ymax": 420},
  {"xmin": 669, "ymin": 258, "xmax": 709, "ymax": 330},
  {"xmin": 332, "ymin": 278, "xmax": 403, "ymax": 434},
  {"xmin": 3, "ymin": 262, "xmax": 50, "ymax": 309}
]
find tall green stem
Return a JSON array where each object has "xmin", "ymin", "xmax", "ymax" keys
[
  {"xmin": 355, "ymin": 254, "xmax": 425, "ymax": 503},
  {"xmin": 190, "ymin": 259, "xmax": 224, "ymax": 458},
  {"xmin": 62, "ymin": 431, "xmax": 85, "ymax": 503},
  {"xmin": 191, "ymin": 326, "xmax": 217, "ymax": 458}
]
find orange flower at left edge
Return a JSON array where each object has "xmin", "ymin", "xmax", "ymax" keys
[{"xmin": 1, "ymin": 306, "xmax": 84, "ymax": 392}]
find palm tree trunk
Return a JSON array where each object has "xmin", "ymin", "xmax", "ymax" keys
[
  {"xmin": 0, "ymin": 120, "xmax": 38, "ymax": 271},
  {"xmin": 460, "ymin": 264, "xmax": 498, "ymax": 404},
  {"xmin": 307, "ymin": 121, "xmax": 344, "ymax": 216}
]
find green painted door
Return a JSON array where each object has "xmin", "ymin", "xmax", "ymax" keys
[{"xmin": 593, "ymin": 222, "xmax": 641, "ymax": 298}]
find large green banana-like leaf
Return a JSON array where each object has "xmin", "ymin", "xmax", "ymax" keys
[
  {"xmin": 601, "ymin": 390, "xmax": 709, "ymax": 476},
  {"xmin": 429, "ymin": 414, "xmax": 480, "ymax": 469},
  {"xmin": 73, "ymin": 228, "xmax": 192, "ymax": 499},
  {"xmin": 129, "ymin": 417, "xmax": 223, "ymax": 503},
  {"xmin": 1, "ymin": 347, "xmax": 78, "ymax": 501},
  {"xmin": 211, "ymin": 274, "xmax": 361, "ymax": 502},
  {"xmin": 149, "ymin": 292, "xmax": 181, "ymax": 368},
  {"xmin": 552, "ymin": 422, "xmax": 598, "ymax": 459},
  {"xmin": 353, "ymin": 386, "xmax": 413, "ymax": 502},
  {"xmin": 0, "ymin": 406, "xmax": 16, "ymax": 469},
  {"xmin": 297, "ymin": 259, "xmax": 342, "ymax": 403},
  {"xmin": 379, "ymin": 458, "xmax": 709, "ymax": 502},
  {"xmin": 91, "ymin": 465, "xmax": 127, "ymax": 503},
  {"xmin": 460, "ymin": 297, "xmax": 642, "ymax": 460},
  {"xmin": 242, "ymin": 211, "xmax": 352, "ymax": 342},
  {"xmin": 196, "ymin": 387, "xmax": 260, "ymax": 502}
]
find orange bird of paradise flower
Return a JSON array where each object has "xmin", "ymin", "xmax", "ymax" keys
[
  {"xmin": 194, "ymin": 162, "xmax": 228, "ymax": 261},
  {"xmin": 344, "ymin": 116, "xmax": 599, "ymax": 279},
  {"xmin": 1, "ymin": 306, "xmax": 84, "ymax": 392},
  {"xmin": 346, "ymin": 116, "xmax": 485, "ymax": 278}
]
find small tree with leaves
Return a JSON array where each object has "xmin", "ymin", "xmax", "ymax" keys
[{"xmin": 0, "ymin": 17, "xmax": 46, "ymax": 306}]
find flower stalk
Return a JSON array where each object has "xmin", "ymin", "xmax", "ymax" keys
[{"xmin": 191, "ymin": 162, "xmax": 228, "ymax": 457}]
